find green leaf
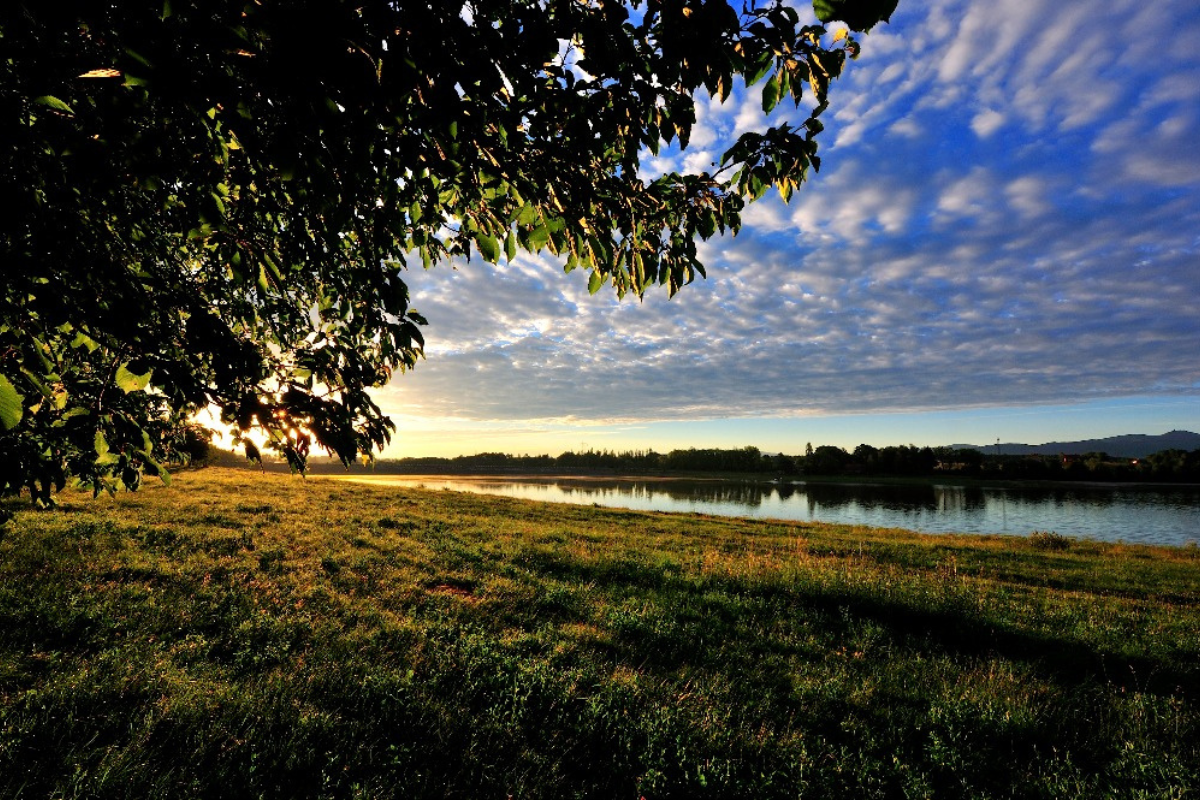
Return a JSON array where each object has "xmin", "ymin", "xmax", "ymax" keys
[
  {"xmin": 527, "ymin": 224, "xmax": 550, "ymax": 252},
  {"xmin": 18, "ymin": 367, "xmax": 50, "ymax": 398},
  {"xmin": 34, "ymin": 95, "xmax": 74, "ymax": 115},
  {"xmin": 94, "ymin": 429, "xmax": 110, "ymax": 457},
  {"xmin": 70, "ymin": 331, "xmax": 100, "ymax": 352},
  {"xmin": 138, "ymin": 451, "xmax": 172, "ymax": 485},
  {"xmin": 478, "ymin": 233, "xmax": 500, "ymax": 263},
  {"xmin": 587, "ymin": 270, "xmax": 604, "ymax": 294},
  {"xmin": 746, "ymin": 57, "xmax": 773, "ymax": 87},
  {"xmin": 0, "ymin": 374, "xmax": 24, "ymax": 431},
  {"xmin": 762, "ymin": 72, "xmax": 782, "ymax": 113},
  {"xmin": 812, "ymin": 0, "xmax": 898, "ymax": 32},
  {"xmin": 748, "ymin": 169, "xmax": 768, "ymax": 200},
  {"xmin": 114, "ymin": 363, "xmax": 153, "ymax": 393},
  {"xmin": 516, "ymin": 204, "xmax": 538, "ymax": 226}
]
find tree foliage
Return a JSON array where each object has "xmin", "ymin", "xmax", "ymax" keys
[{"xmin": 0, "ymin": 0, "xmax": 897, "ymax": 503}]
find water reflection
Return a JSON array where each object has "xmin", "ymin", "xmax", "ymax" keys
[
  {"xmin": 551, "ymin": 479, "xmax": 776, "ymax": 507},
  {"xmin": 934, "ymin": 485, "xmax": 988, "ymax": 513},
  {"xmin": 339, "ymin": 476, "xmax": 1200, "ymax": 547}
]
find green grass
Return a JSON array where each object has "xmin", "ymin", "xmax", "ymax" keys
[{"xmin": 1, "ymin": 467, "xmax": 1198, "ymax": 799}]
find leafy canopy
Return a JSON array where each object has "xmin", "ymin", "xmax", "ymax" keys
[{"xmin": 0, "ymin": 0, "xmax": 896, "ymax": 503}]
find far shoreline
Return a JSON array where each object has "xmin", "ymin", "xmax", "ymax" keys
[{"xmin": 309, "ymin": 469, "xmax": 1200, "ymax": 492}]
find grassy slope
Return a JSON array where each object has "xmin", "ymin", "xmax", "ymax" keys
[{"xmin": 1, "ymin": 467, "xmax": 1198, "ymax": 799}]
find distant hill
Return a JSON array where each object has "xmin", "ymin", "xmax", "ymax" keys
[{"xmin": 949, "ymin": 430, "xmax": 1200, "ymax": 458}]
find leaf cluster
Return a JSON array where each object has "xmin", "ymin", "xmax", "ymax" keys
[{"xmin": 0, "ymin": 0, "xmax": 896, "ymax": 499}]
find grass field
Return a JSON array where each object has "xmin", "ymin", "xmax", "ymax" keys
[{"xmin": 1, "ymin": 467, "xmax": 1198, "ymax": 798}]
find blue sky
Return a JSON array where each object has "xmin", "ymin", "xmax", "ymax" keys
[{"xmin": 374, "ymin": 0, "xmax": 1200, "ymax": 458}]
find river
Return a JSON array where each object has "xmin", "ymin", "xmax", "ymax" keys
[{"xmin": 335, "ymin": 475, "xmax": 1200, "ymax": 547}]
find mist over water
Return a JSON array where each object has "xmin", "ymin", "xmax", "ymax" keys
[{"xmin": 340, "ymin": 476, "xmax": 1200, "ymax": 547}]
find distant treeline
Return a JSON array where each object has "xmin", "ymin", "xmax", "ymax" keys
[{"xmin": 312, "ymin": 444, "xmax": 1200, "ymax": 483}]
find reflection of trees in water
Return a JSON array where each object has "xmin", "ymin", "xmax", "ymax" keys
[
  {"xmin": 550, "ymin": 480, "xmax": 775, "ymax": 507},
  {"xmin": 466, "ymin": 479, "xmax": 1200, "ymax": 544},
  {"xmin": 934, "ymin": 485, "xmax": 988, "ymax": 513},
  {"xmin": 803, "ymin": 483, "xmax": 948, "ymax": 513},
  {"xmin": 659, "ymin": 482, "xmax": 775, "ymax": 506},
  {"xmin": 986, "ymin": 485, "xmax": 1200, "ymax": 511},
  {"xmin": 501, "ymin": 480, "xmax": 1008, "ymax": 513}
]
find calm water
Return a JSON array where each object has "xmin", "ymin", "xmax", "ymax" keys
[{"xmin": 338, "ymin": 476, "xmax": 1200, "ymax": 547}]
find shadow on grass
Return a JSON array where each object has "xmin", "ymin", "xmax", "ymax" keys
[{"xmin": 517, "ymin": 546, "xmax": 1199, "ymax": 701}]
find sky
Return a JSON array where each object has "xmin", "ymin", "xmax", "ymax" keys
[{"xmin": 372, "ymin": 0, "xmax": 1200, "ymax": 458}]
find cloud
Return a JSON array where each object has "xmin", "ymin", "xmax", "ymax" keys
[
  {"xmin": 374, "ymin": 0, "xmax": 1200, "ymax": 448},
  {"xmin": 970, "ymin": 109, "xmax": 1005, "ymax": 138}
]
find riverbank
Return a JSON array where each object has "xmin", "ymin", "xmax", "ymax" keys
[
  {"xmin": 324, "ymin": 472, "xmax": 1200, "ymax": 546},
  {"xmin": 334, "ymin": 469, "xmax": 1200, "ymax": 490},
  {"xmin": 2, "ymin": 467, "xmax": 1198, "ymax": 797},
  {"xmin": 218, "ymin": 453, "xmax": 1200, "ymax": 491}
]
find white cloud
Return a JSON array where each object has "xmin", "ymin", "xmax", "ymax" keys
[
  {"xmin": 888, "ymin": 115, "xmax": 922, "ymax": 138},
  {"xmin": 1004, "ymin": 176, "xmax": 1052, "ymax": 218},
  {"xmin": 935, "ymin": 167, "xmax": 995, "ymax": 220},
  {"xmin": 371, "ymin": 0, "xmax": 1200, "ymax": 444},
  {"xmin": 971, "ymin": 109, "xmax": 1005, "ymax": 138}
]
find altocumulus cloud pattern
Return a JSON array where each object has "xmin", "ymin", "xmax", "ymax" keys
[{"xmin": 380, "ymin": 0, "xmax": 1200, "ymax": 432}]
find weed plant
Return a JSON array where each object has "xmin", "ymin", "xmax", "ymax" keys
[{"xmin": 1, "ymin": 468, "xmax": 1198, "ymax": 798}]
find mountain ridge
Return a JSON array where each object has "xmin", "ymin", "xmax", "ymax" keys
[{"xmin": 949, "ymin": 430, "xmax": 1200, "ymax": 458}]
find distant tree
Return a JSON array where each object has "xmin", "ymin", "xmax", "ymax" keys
[
  {"xmin": 772, "ymin": 452, "xmax": 798, "ymax": 475},
  {"xmin": 1006, "ymin": 456, "xmax": 1056, "ymax": 480},
  {"xmin": 853, "ymin": 443, "xmax": 879, "ymax": 473},
  {"xmin": 913, "ymin": 445, "xmax": 938, "ymax": 475},
  {"xmin": 663, "ymin": 446, "xmax": 772, "ymax": 473},
  {"xmin": 0, "ymin": 0, "xmax": 897, "ymax": 504},
  {"xmin": 951, "ymin": 448, "xmax": 984, "ymax": 475},
  {"xmin": 1138, "ymin": 449, "xmax": 1200, "ymax": 482},
  {"xmin": 176, "ymin": 424, "xmax": 215, "ymax": 466},
  {"xmin": 1063, "ymin": 457, "xmax": 1089, "ymax": 481},
  {"xmin": 806, "ymin": 445, "xmax": 849, "ymax": 475}
]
